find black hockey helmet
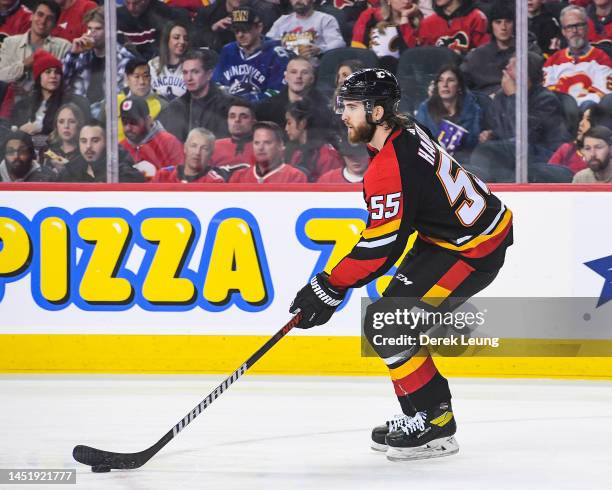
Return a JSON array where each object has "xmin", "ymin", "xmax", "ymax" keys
[{"xmin": 336, "ymin": 68, "xmax": 401, "ymax": 123}]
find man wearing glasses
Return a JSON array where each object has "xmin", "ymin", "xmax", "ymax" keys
[
  {"xmin": 0, "ymin": 130, "xmax": 54, "ymax": 182},
  {"xmin": 543, "ymin": 5, "xmax": 611, "ymax": 109}
]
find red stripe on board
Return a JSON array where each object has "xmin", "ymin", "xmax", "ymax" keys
[
  {"xmin": 436, "ymin": 260, "xmax": 475, "ymax": 292},
  {"xmin": 392, "ymin": 356, "xmax": 438, "ymax": 395}
]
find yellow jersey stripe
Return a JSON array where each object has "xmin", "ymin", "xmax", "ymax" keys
[
  {"xmin": 362, "ymin": 218, "xmax": 401, "ymax": 239},
  {"xmin": 424, "ymin": 209, "xmax": 512, "ymax": 252}
]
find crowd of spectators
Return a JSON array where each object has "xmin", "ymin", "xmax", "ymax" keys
[{"xmin": 0, "ymin": 0, "xmax": 611, "ymax": 183}]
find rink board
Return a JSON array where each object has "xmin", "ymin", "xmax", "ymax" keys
[{"xmin": 0, "ymin": 184, "xmax": 611, "ymax": 378}]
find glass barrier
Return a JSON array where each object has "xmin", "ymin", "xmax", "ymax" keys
[{"xmin": 2, "ymin": 0, "xmax": 610, "ymax": 184}]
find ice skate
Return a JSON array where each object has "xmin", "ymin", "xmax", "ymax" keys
[
  {"xmin": 385, "ymin": 401, "xmax": 459, "ymax": 461},
  {"xmin": 371, "ymin": 414, "xmax": 411, "ymax": 452}
]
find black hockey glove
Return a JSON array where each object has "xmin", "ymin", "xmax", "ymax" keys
[{"xmin": 289, "ymin": 273, "xmax": 346, "ymax": 329}]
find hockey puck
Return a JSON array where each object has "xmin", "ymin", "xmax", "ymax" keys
[{"xmin": 91, "ymin": 464, "xmax": 111, "ymax": 473}]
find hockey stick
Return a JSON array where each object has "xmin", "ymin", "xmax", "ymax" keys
[{"xmin": 72, "ymin": 313, "xmax": 302, "ymax": 471}]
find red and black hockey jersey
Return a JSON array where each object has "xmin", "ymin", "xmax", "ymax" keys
[
  {"xmin": 152, "ymin": 165, "xmax": 228, "ymax": 183},
  {"xmin": 419, "ymin": 0, "xmax": 489, "ymax": 55},
  {"xmin": 351, "ymin": 7, "xmax": 419, "ymax": 56},
  {"xmin": 327, "ymin": 122, "xmax": 513, "ymax": 290},
  {"xmin": 51, "ymin": 0, "xmax": 97, "ymax": 42},
  {"xmin": 229, "ymin": 163, "xmax": 307, "ymax": 183},
  {"xmin": 210, "ymin": 137, "xmax": 254, "ymax": 167}
]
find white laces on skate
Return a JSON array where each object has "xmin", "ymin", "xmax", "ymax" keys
[
  {"xmin": 399, "ymin": 412, "xmax": 426, "ymax": 434},
  {"xmin": 387, "ymin": 414, "xmax": 410, "ymax": 432}
]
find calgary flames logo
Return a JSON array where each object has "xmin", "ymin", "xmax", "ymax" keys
[
  {"xmin": 556, "ymin": 73, "xmax": 606, "ymax": 100},
  {"xmin": 435, "ymin": 31, "xmax": 469, "ymax": 53}
]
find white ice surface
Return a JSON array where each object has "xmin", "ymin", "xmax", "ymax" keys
[{"xmin": 1, "ymin": 376, "xmax": 611, "ymax": 490}]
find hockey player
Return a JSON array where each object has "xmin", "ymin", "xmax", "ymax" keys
[{"xmin": 290, "ymin": 69, "xmax": 513, "ymax": 461}]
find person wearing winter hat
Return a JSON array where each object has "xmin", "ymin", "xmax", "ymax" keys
[
  {"xmin": 9, "ymin": 49, "xmax": 90, "ymax": 137},
  {"xmin": 0, "ymin": 0, "xmax": 70, "ymax": 92},
  {"xmin": 460, "ymin": 1, "xmax": 542, "ymax": 95}
]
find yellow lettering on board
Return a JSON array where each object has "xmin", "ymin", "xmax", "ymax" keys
[
  {"xmin": 0, "ymin": 217, "xmax": 30, "ymax": 276},
  {"xmin": 78, "ymin": 217, "xmax": 133, "ymax": 303},
  {"xmin": 204, "ymin": 218, "xmax": 265, "ymax": 304},
  {"xmin": 40, "ymin": 217, "xmax": 69, "ymax": 303},
  {"xmin": 141, "ymin": 218, "xmax": 196, "ymax": 304},
  {"xmin": 304, "ymin": 218, "xmax": 365, "ymax": 273}
]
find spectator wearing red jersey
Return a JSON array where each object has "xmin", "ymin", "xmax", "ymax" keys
[
  {"xmin": 317, "ymin": 139, "xmax": 369, "ymax": 183},
  {"xmin": 211, "ymin": 99, "xmax": 256, "ymax": 167},
  {"xmin": 419, "ymin": 0, "xmax": 490, "ymax": 55},
  {"xmin": 549, "ymin": 107, "xmax": 591, "ymax": 174},
  {"xmin": 153, "ymin": 128, "xmax": 230, "ymax": 183},
  {"xmin": 543, "ymin": 5, "xmax": 612, "ymax": 109},
  {"xmin": 230, "ymin": 121, "xmax": 307, "ymax": 183},
  {"xmin": 51, "ymin": 0, "xmax": 96, "ymax": 42},
  {"xmin": 351, "ymin": 0, "xmax": 421, "ymax": 61},
  {"xmin": 284, "ymin": 99, "xmax": 343, "ymax": 181},
  {"xmin": 119, "ymin": 95, "xmax": 184, "ymax": 178},
  {"xmin": 586, "ymin": 0, "xmax": 612, "ymax": 44},
  {"xmin": 0, "ymin": 0, "xmax": 31, "ymax": 43}
]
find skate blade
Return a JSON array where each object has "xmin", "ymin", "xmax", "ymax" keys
[
  {"xmin": 386, "ymin": 436, "xmax": 459, "ymax": 462},
  {"xmin": 370, "ymin": 441, "xmax": 388, "ymax": 452}
]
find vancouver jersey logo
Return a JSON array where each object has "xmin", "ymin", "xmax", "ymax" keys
[{"xmin": 585, "ymin": 254, "xmax": 612, "ymax": 307}]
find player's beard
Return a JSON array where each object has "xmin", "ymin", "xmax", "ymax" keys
[{"xmin": 348, "ymin": 120, "xmax": 376, "ymax": 144}]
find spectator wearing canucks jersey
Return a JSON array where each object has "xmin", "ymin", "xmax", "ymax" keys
[
  {"xmin": 148, "ymin": 21, "xmax": 190, "ymax": 102},
  {"xmin": 118, "ymin": 0, "xmax": 189, "ymax": 61},
  {"xmin": 266, "ymin": 0, "xmax": 345, "ymax": 60},
  {"xmin": 213, "ymin": 8, "xmax": 292, "ymax": 102},
  {"xmin": 419, "ymin": 0, "xmax": 490, "ymax": 55},
  {"xmin": 544, "ymin": 5, "xmax": 612, "ymax": 110}
]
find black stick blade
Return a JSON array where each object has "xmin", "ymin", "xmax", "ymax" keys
[{"xmin": 73, "ymin": 445, "xmax": 148, "ymax": 470}]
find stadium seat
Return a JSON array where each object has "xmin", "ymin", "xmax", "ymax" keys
[
  {"xmin": 397, "ymin": 47, "xmax": 461, "ymax": 113},
  {"xmin": 467, "ymin": 140, "xmax": 516, "ymax": 183},
  {"xmin": 599, "ymin": 93, "xmax": 612, "ymax": 114},
  {"xmin": 553, "ymin": 91, "xmax": 580, "ymax": 136},
  {"xmin": 529, "ymin": 163, "xmax": 574, "ymax": 183},
  {"xmin": 316, "ymin": 47, "xmax": 380, "ymax": 98}
]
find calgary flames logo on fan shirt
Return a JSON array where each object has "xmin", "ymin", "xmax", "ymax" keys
[
  {"xmin": 435, "ymin": 31, "xmax": 469, "ymax": 52},
  {"xmin": 556, "ymin": 73, "xmax": 607, "ymax": 100}
]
